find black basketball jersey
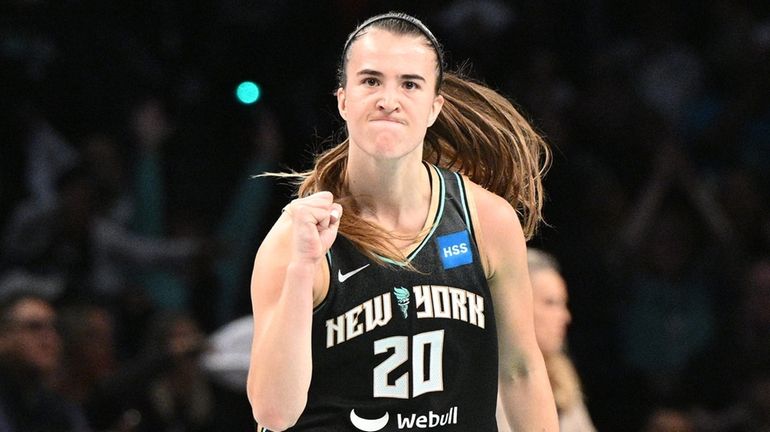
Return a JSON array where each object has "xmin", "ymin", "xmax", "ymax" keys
[{"xmin": 273, "ymin": 165, "xmax": 499, "ymax": 432}]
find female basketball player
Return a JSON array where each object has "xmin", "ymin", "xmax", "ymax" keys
[{"xmin": 247, "ymin": 12, "xmax": 558, "ymax": 431}]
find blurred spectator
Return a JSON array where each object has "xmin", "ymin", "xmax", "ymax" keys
[
  {"xmin": 127, "ymin": 94, "xmax": 195, "ymax": 313},
  {"xmin": 79, "ymin": 132, "xmax": 207, "ymax": 303},
  {"xmin": 528, "ymin": 249, "xmax": 597, "ymax": 432},
  {"xmin": 614, "ymin": 143, "xmax": 737, "ymax": 405},
  {"xmin": 498, "ymin": 249, "xmax": 597, "ymax": 432},
  {"xmin": 84, "ymin": 311, "xmax": 213, "ymax": 431},
  {"xmin": 130, "ymin": 312, "xmax": 214, "ymax": 432},
  {"xmin": 1, "ymin": 149, "xmax": 207, "ymax": 305},
  {"xmin": 1, "ymin": 166, "xmax": 97, "ymax": 299},
  {"xmin": 0, "ymin": 290, "xmax": 90, "ymax": 431},
  {"xmin": 56, "ymin": 301, "xmax": 118, "ymax": 406},
  {"xmin": 618, "ymin": 197, "xmax": 718, "ymax": 395},
  {"xmin": 127, "ymin": 94, "xmax": 283, "ymax": 327},
  {"xmin": 211, "ymin": 105, "xmax": 283, "ymax": 325}
]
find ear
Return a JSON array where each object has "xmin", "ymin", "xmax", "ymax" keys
[
  {"xmin": 427, "ymin": 94, "xmax": 445, "ymax": 127},
  {"xmin": 336, "ymin": 87, "xmax": 347, "ymax": 121}
]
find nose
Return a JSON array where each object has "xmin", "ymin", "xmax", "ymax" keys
[{"xmin": 376, "ymin": 86, "xmax": 400, "ymax": 113}]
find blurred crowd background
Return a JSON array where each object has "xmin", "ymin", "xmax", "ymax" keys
[{"xmin": 1, "ymin": 1, "xmax": 769, "ymax": 431}]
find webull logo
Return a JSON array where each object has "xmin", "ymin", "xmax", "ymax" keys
[{"xmin": 350, "ymin": 406, "xmax": 459, "ymax": 431}]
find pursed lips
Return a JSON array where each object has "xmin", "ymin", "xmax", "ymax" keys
[{"xmin": 370, "ymin": 116, "xmax": 406, "ymax": 125}]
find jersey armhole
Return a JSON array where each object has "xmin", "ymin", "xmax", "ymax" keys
[{"xmin": 458, "ymin": 175, "xmax": 492, "ymax": 279}]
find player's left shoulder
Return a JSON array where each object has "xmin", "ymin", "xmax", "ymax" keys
[
  {"xmin": 461, "ymin": 177, "xmax": 526, "ymax": 279},
  {"xmin": 462, "ymin": 177, "xmax": 522, "ymax": 233}
]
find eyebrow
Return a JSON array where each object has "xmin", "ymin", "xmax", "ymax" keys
[{"xmin": 356, "ymin": 69, "xmax": 427, "ymax": 82}]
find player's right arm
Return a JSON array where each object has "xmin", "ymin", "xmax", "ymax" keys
[{"xmin": 247, "ymin": 191, "xmax": 341, "ymax": 431}]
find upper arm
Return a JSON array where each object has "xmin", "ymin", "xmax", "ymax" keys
[{"xmin": 466, "ymin": 183, "xmax": 539, "ymax": 377}]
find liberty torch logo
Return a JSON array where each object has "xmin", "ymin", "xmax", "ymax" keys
[{"xmin": 393, "ymin": 287, "xmax": 410, "ymax": 318}]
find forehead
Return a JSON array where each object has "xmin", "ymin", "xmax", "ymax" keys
[
  {"xmin": 346, "ymin": 28, "xmax": 439, "ymax": 74},
  {"xmin": 531, "ymin": 270, "xmax": 567, "ymax": 297}
]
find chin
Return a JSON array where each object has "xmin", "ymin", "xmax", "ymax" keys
[
  {"xmin": 371, "ymin": 133, "xmax": 402, "ymax": 149},
  {"xmin": 371, "ymin": 144, "xmax": 414, "ymax": 161}
]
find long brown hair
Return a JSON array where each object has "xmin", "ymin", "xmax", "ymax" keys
[{"xmin": 276, "ymin": 13, "xmax": 550, "ymax": 263}]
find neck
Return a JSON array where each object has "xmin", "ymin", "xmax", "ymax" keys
[{"xmin": 347, "ymin": 153, "xmax": 431, "ymax": 235}]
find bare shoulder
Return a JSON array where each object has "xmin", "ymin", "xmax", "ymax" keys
[
  {"xmin": 464, "ymin": 180, "xmax": 522, "ymax": 229},
  {"xmin": 462, "ymin": 178, "xmax": 527, "ymax": 281}
]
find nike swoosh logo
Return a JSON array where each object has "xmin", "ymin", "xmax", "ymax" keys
[
  {"xmin": 350, "ymin": 409, "xmax": 389, "ymax": 431},
  {"xmin": 338, "ymin": 264, "xmax": 370, "ymax": 283}
]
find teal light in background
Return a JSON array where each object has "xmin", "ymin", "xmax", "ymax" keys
[{"xmin": 236, "ymin": 81, "xmax": 261, "ymax": 104}]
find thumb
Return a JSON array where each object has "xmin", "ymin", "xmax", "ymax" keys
[{"xmin": 319, "ymin": 204, "xmax": 343, "ymax": 249}]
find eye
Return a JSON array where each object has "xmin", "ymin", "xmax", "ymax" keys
[
  {"xmin": 403, "ymin": 81, "xmax": 420, "ymax": 90},
  {"xmin": 362, "ymin": 77, "xmax": 379, "ymax": 86}
]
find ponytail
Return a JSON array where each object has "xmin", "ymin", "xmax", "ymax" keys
[
  {"xmin": 425, "ymin": 71, "xmax": 550, "ymax": 238},
  {"xmin": 280, "ymin": 71, "xmax": 549, "ymax": 264}
]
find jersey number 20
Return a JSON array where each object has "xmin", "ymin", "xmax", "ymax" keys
[{"xmin": 373, "ymin": 330, "xmax": 445, "ymax": 399}]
